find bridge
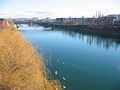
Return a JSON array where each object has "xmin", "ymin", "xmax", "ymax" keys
[{"xmin": 13, "ymin": 19, "xmax": 54, "ymax": 28}]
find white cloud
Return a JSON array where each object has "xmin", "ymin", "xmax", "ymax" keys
[{"xmin": 0, "ymin": 0, "xmax": 120, "ymax": 18}]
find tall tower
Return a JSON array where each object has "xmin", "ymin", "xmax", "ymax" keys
[{"xmin": 96, "ymin": 11, "xmax": 98, "ymax": 18}]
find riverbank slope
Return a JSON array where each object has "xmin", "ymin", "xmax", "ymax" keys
[{"xmin": 0, "ymin": 22, "xmax": 62, "ymax": 90}]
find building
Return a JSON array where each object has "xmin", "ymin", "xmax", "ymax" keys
[
  {"xmin": 55, "ymin": 18, "xmax": 85, "ymax": 25},
  {"xmin": 112, "ymin": 14, "xmax": 120, "ymax": 25}
]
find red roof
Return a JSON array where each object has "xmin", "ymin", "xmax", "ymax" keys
[{"xmin": 1, "ymin": 19, "xmax": 13, "ymax": 30}]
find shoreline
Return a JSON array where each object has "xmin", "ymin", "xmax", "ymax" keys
[
  {"xmin": 50, "ymin": 24, "xmax": 120, "ymax": 39},
  {"xmin": 38, "ymin": 22, "xmax": 120, "ymax": 39}
]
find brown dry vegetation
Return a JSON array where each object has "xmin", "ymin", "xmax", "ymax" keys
[{"xmin": 0, "ymin": 30, "xmax": 63, "ymax": 90}]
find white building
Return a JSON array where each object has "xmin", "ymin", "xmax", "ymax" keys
[{"xmin": 115, "ymin": 15, "xmax": 120, "ymax": 21}]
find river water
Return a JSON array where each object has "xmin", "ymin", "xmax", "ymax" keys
[{"xmin": 20, "ymin": 26, "xmax": 120, "ymax": 90}]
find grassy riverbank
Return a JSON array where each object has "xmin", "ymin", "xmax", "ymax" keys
[{"xmin": 0, "ymin": 30, "xmax": 62, "ymax": 90}]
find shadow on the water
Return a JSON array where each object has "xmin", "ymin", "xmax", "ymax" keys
[{"xmin": 59, "ymin": 29, "xmax": 120, "ymax": 50}]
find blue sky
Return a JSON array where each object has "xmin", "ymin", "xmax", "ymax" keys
[{"xmin": 0, "ymin": 0, "xmax": 120, "ymax": 18}]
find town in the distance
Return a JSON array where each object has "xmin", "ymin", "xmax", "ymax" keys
[{"xmin": 7, "ymin": 12, "xmax": 120, "ymax": 29}]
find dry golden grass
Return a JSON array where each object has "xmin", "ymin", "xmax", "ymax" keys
[{"xmin": 0, "ymin": 30, "xmax": 62, "ymax": 90}]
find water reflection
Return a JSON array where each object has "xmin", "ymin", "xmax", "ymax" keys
[
  {"xmin": 20, "ymin": 25, "xmax": 120, "ymax": 49},
  {"xmin": 62, "ymin": 30, "xmax": 120, "ymax": 49}
]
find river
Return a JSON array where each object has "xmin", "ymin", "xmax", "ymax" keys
[{"xmin": 20, "ymin": 26, "xmax": 120, "ymax": 90}]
